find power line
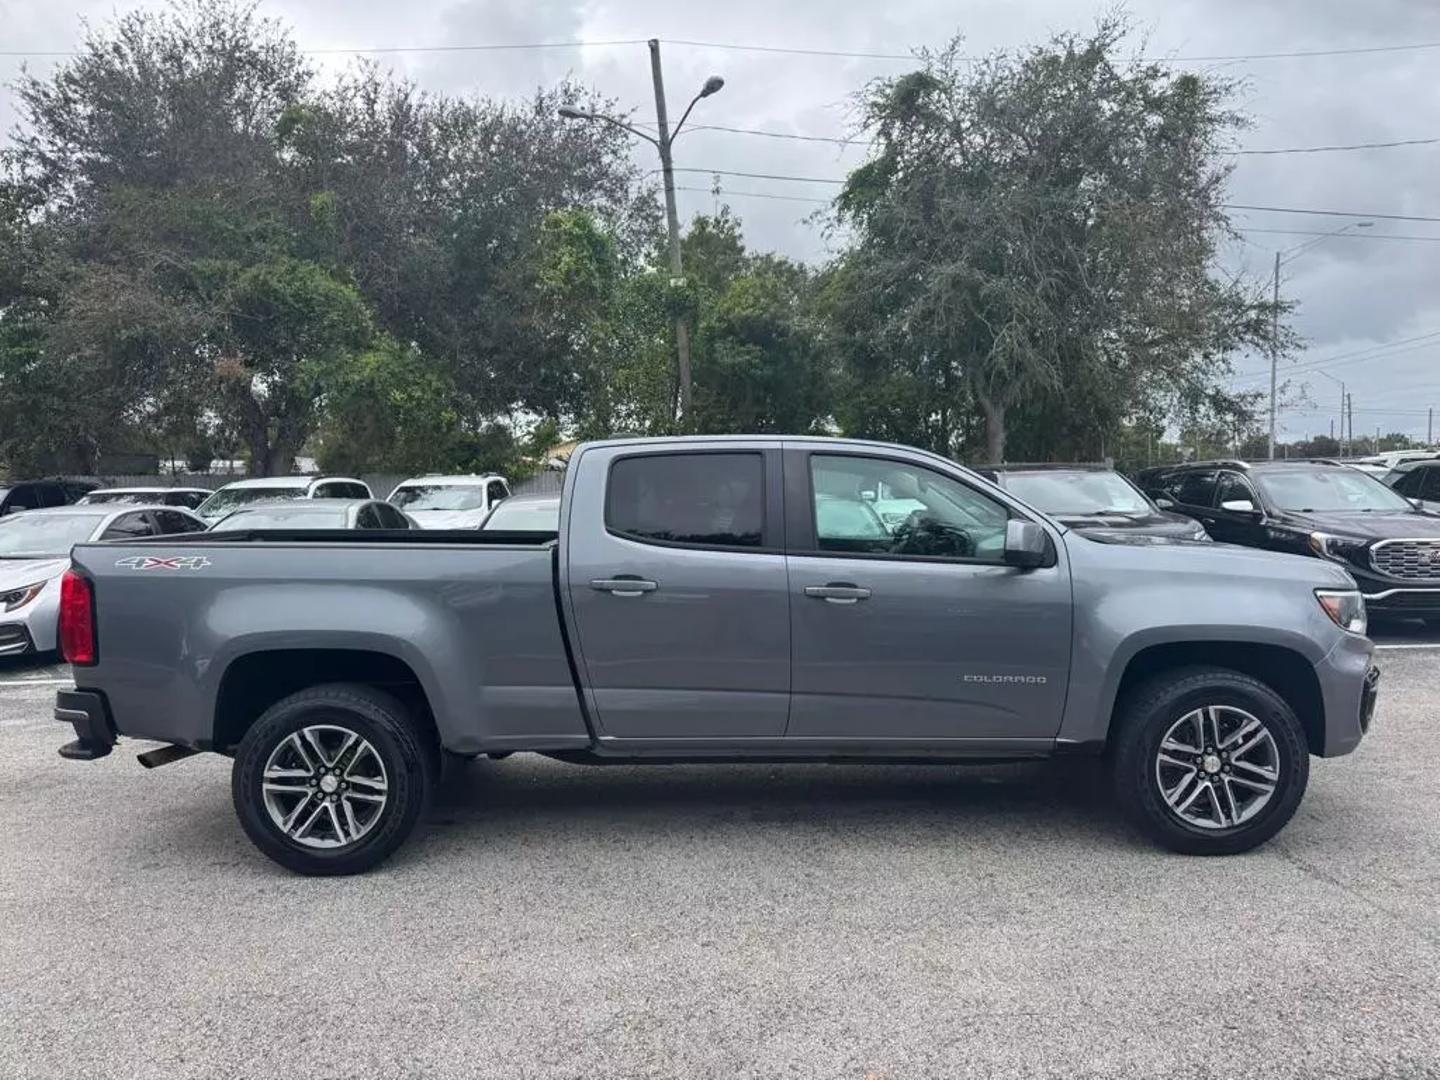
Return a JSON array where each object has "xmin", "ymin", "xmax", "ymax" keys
[
  {"xmin": 1238, "ymin": 227, "xmax": 1440, "ymax": 243},
  {"xmin": 1226, "ymin": 203, "xmax": 1440, "ymax": 224},
  {"xmin": 674, "ymin": 185, "xmax": 829, "ymax": 205},
  {"xmin": 671, "ymin": 167, "xmax": 847, "ymax": 185},
  {"xmin": 7, "ymin": 35, "xmax": 1440, "ymax": 63},
  {"xmin": 1231, "ymin": 135, "xmax": 1440, "ymax": 155},
  {"xmin": 1232, "ymin": 328, "xmax": 1440, "ymax": 381},
  {"xmin": 661, "ymin": 37, "xmax": 1440, "ymax": 63}
]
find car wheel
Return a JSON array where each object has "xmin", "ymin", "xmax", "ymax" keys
[
  {"xmin": 231, "ymin": 683, "xmax": 434, "ymax": 876},
  {"xmin": 1110, "ymin": 666, "xmax": 1309, "ymax": 855}
]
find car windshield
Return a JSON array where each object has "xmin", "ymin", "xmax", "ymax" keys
[
  {"xmin": 196, "ymin": 486, "xmax": 305, "ymax": 520},
  {"xmin": 390, "ymin": 485, "xmax": 487, "ymax": 511},
  {"xmin": 80, "ymin": 491, "xmax": 158, "ymax": 505},
  {"xmin": 1002, "ymin": 471, "xmax": 1152, "ymax": 515},
  {"xmin": 211, "ymin": 507, "xmax": 348, "ymax": 531},
  {"xmin": 1255, "ymin": 468, "xmax": 1414, "ymax": 513},
  {"xmin": 0, "ymin": 511, "xmax": 107, "ymax": 558},
  {"xmin": 482, "ymin": 501, "xmax": 560, "ymax": 530}
]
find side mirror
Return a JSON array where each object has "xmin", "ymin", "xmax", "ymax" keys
[
  {"xmin": 1410, "ymin": 497, "xmax": 1425, "ymax": 510},
  {"xmin": 1003, "ymin": 519, "xmax": 1050, "ymax": 569},
  {"xmin": 1220, "ymin": 499, "xmax": 1257, "ymax": 515},
  {"xmin": 1153, "ymin": 496, "xmax": 1176, "ymax": 510}
]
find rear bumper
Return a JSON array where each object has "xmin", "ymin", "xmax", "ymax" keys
[{"xmin": 55, "ymin": 689, "xmax": 116, "ymax": 760}]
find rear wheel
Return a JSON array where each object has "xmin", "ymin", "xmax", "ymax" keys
[
  {"xmin": 1111, "ymin": 667, "xmax": 1309, "ymax": 855},
  {"xmin": 232, "ymin": 684, "xmax": 434, "ymax": 875}
]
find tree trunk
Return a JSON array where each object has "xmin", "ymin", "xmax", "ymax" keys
[{"xmin": 974, "ymin": 387, "xmax": 1007, "ymax": 463}]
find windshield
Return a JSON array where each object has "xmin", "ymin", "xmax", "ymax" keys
[
  {"xmin": 1255, "ymin": 468, "xmax": 1414, "ymax": 513},
  {"xmin": 1003, "ymin": 471, "xmax": 1153, "ymax": 515},
  {"xmin": 80, "ymin": 491, "xmax": 157, "ymax": 505},
  {"xmin": 390, "ymin": 484, "xmax": 487, "ymax": 511},
  {"xmin": 211, "ymin": 507, "xmax": 348, "ymax": 531},
  {"xmin": 197, "ymin": 486, "xmax": 305, "ymax": 520},
  {"xmin": 482, "ymin": 501, "xmax": 559, "ymax": 530},
  {"xmin": 0, "ymin": 512, "xmax": 107, "ymax": 558}
]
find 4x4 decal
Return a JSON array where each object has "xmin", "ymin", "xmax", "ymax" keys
[{"xmin": 114, "ymin": 555, "xmax": 212, "ymax": 571}]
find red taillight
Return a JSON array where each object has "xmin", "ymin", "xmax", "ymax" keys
[{"xmin": 59, "ymin": 570, "xmax": 97, "ymax": 665}]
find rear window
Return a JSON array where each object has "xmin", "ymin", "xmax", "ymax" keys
[
  {"xmin": 606, "ymin": 453, "xmax": 764, "ymax": 548},
  {"xmin": 211, "ymin": 507, "xmax": 350, "ymax": 531}
]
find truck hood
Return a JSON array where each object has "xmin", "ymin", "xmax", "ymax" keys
[
  {"xmin": 405, "ymin": 509, "xmax": 486, "ymax": 530},
  {"xmin": 0, "ymin": 557, "xmax": 69, "ymax": 590},
  {"xmin": 1276, "ymin": 509, "xmax": 1440, "ymax": 540},
  {"xmin": 1054, "ymin": 509, "xmax": 1207, "ymax": 540}
]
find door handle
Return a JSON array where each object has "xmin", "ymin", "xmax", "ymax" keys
[
  {"xmin": 804, "ymin": 583, "xmax": 871, "ymax": 604},
  {"xmin": 590, "ymin": 577, "xmax": 658, "ymax": 597}
]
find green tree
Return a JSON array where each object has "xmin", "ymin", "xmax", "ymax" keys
[{"xmin": 832, "ymin": 19, "xmax": 1280, "ymax": 462}]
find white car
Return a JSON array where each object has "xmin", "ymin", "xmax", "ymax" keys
[
  {"xmin": 386, "ymin": 474, "xmax": 511, "ymax": 529},
  {"xmin": 194, "ymin": 476, "xmax": 372, "ymax": 523},
  {"xmin": 0, "ymin": 505, "xmax": 205, "ymax": 657}
]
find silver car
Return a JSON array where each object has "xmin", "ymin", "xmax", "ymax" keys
[
  {"xmin": 0, "ymin": 505, "xmax": 204, "ymax": 656},
  {"xmin": 208, "ymin": 499, "xmax": 413, "ymax": 532}
]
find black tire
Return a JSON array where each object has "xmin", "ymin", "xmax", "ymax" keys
[
  {"xmin": 231, "ymin": 683, "xmax": 435, "ymax": 875},
  {"xmin": 1110, "ymin": 666, "xmax": 1309, "ymax": 855}
]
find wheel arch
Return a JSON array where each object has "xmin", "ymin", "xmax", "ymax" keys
[
  {"xmin": 213, "ymin": 648, "xmax": 438, "ymax": 754},
  {"xmin": 1107, "ymin": 642, "xmax": 1325, "ymax": 756}
]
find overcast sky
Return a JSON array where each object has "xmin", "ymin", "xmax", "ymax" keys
[{"xmin": 4, "ymin": 0, "xmax": 1440, "ymax": 442}]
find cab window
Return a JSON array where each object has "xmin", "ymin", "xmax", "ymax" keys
[
  {"xmin": 809, "ymin": 454, "xmax": 1009, "ymax": 562},
  {"xmin": 606, "ymin": 452, "xmax": 764, "ymax": 549}
]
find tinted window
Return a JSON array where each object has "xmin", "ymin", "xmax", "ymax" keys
[
  {"xmin": 1215, "ymin": 472, "xmax": 1258, "ymax": 509},
  {"xmin": 1422, "ymin": 467, "xmax": 1440, "ymax": 501},
  {"xmin": 154, "ymin": 510, "xmax": 201, "ymax": 534},
  {"xmin": 4, "ymin": 486, "xmax": 43, "ymax": 512},
  {"xmin": 100, "ymin": 512, "xmax": 158, "ymax": 540},
  {"xmin": 487, "ymin": 480, "xmax": 508, "ymax": 505},
  {"xmin": 379, "ymin": 504, "xmax": 410, "ymax": 529},
  {"xmin": 1390, "ymin": 468, "xmax": 1425, "ymax": 497},
  {"xmin": 606, "ymin": 453, "xmax": 764, "ymax": 548},
  {"xmin": 166, "ymin": 491, "xmax": 209, "ymax": 508},
  {"xmin": 810, "ymin": 454, "xmax": 1009, "ymax": 562},
  {"xmin": 1173, "ymin": 469, "xmax": 1219, "ymax": 507},
  {"xmin": 38, "ymin": 484, "xmax": 69, "ymax": 507},
  {"xmin": 356, "ymin": 504, "xmax": 383, "ymax": 529}
]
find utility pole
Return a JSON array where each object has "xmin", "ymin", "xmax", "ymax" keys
[
  {"xmin": 648, "ymin": 40, "xmax": 692, "ymax": 424},
  {"xmin": 1429, "ymin": 406, "xmax": 1434, "ymax": 447},
  {"xmin": 1268, "ymin": 250, "xmax": 1280, "ymax": 460},
  {"xmin": 557, "ymin": 50, "xmax": 724, "ymax": 429},
  {"xmin": 1347, "ymin": 393, "xmax": 1354, "ymax": 453}
]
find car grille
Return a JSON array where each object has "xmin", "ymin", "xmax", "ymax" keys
[
  {"xmin": 1370, "ymin": 539, "xmax": 1440, "ymax": 581},
  {"xmin": 0, "ymin": 623, "xmax": 35, "ymax": 655}
]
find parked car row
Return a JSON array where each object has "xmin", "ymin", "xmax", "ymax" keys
[{"xmin": 0, "ymin": 470, "xmax": 529, "ymax": 659}]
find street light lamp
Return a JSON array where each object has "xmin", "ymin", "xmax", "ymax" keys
[
  {"xmin": 558, "ymin": 43, "xmax": 725, "ymax": 425},
  {"xmin": 1267, "ymin": 220, "xmax": 1374, "ymax": 459}
]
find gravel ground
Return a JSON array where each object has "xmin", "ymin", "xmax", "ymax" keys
[{"xmin": 1, "ymin": 640, "xmax": 1437, "ymax": 1079}]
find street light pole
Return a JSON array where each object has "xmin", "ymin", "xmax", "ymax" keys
[
  {"xmin": 1267, "ymin": 220, "xmax": 1373, "ymax": 459},
  {"xmin": 560, "ymin": 46, "xmax": 723, "ymax": 429}
]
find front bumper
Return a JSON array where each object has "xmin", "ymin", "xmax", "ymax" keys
[
  {"xmin": 1313, "ymin": 630, "xmax": 1378, "ymax": 758},
  {"xmin": 1359, "ymin": 586, "xmax": 1440, "ymax": 618},
  {"xmin": 0, "ymin": 623, "xmax": 36, "ymax": 656},
  {"xmin": 55, "ymin": 688, "xmax": 116, "ymax": 760}
]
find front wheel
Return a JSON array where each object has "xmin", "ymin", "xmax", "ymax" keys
[
  {"xmin": 231, "ymin": 684, "xmax": 434, "ymax": 875},
  {"xmin": 1111, "ymin": 667, "xmax": 1309, "ymax": 855}
]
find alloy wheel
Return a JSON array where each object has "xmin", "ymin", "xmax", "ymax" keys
[
  {"xmin": 260, "ymin": 724, "xmax": 389, "ymax": 849},
  {"xmin": 1154, "ymin": 705, "xmax": 1280, "ymax": 831}
]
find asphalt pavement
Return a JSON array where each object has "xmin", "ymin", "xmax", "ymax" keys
[{"xmin": 1, "ymin": 627, "xmax": 1438, "ymax": 1079}]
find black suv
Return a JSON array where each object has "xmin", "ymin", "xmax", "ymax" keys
[
  {"xmin": 976, "ymin": 464, "xmax": 1208, "ymax": 540},
  {"xmin": 1137, "ymin": 459, "xmax": 1440, "ymax": 623}
]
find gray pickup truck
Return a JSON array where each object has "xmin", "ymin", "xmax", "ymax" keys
[{"xmin": 54, "ymin": 436, "xmax": 1379, "ymax": 874}]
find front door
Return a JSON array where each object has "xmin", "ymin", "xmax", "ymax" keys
[
  {"xmin": 565, "ymin": 446, "xmax": 790, "ymax": 740},
  {"xmin": 784, "ymin": 449, "xmax": 1073, "ymax": 744},
  {"xmin": 1206, "ymin": 470, "xmax": 1267, "ymax": 546}
]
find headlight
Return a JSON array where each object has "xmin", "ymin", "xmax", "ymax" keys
[
  {"xmin": 1308, "ymin": 532, "xmax": 1367, "ymax": 562},
  {"xmin": 1, "ymin": 581, "xmax": 46, "ymax": 612},
  {"xmin": 1316, "ymin": 589, "xmax": 1367, "ymax": 635}
]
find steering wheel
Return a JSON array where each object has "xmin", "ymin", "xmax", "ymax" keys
[{"xmin": 895, "ymin": 511, "xmax": 975, "ymax": 558}]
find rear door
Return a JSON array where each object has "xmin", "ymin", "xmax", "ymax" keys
[
  {"xmin": 783, "ymin": 447, "xmax": 1072, "ymax": 743},
  {"xmin": 564, "ymin": 444, "xmax": 790, "ymax": 740}
]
